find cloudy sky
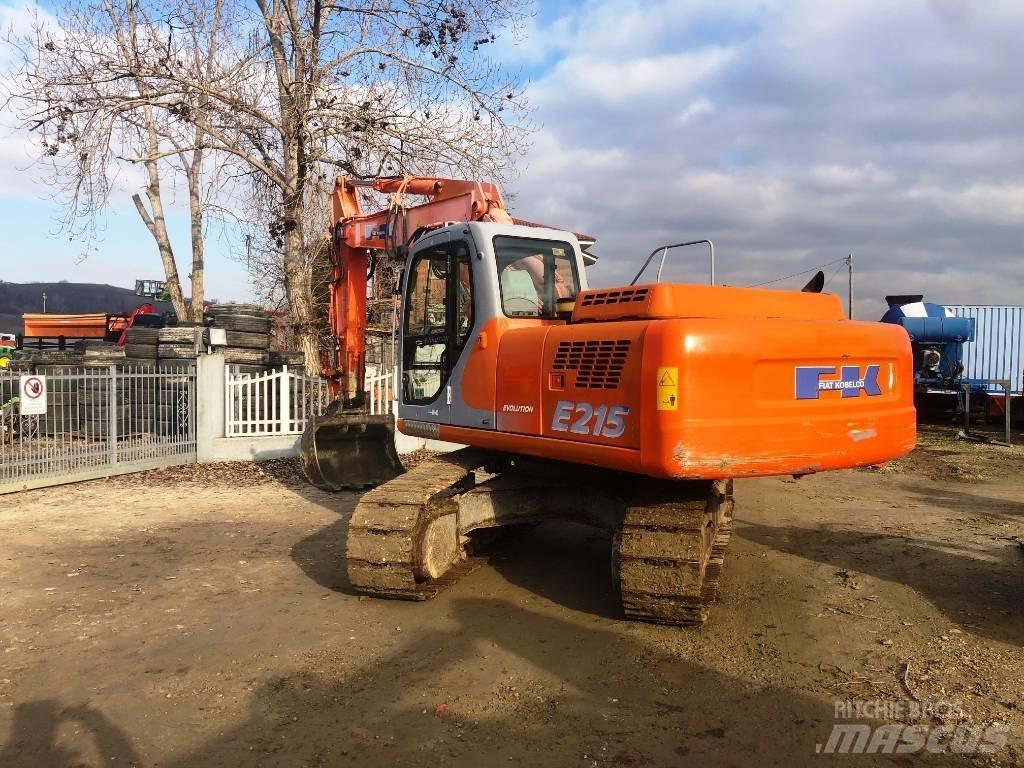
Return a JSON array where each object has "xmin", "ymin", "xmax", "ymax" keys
[{"xmin": 1, "ymin": 0, "xmax": 1022, "ymax": 318}]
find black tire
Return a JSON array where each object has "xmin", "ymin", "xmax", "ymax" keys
[
  {"xmin": 207, "ymin": 303, "xmax": 262, "ymax": 316},
  {"xmin": 212, "ymin": 314, "xmax": 271, "ymax": 333},
  {"xmin": 223, "ymin": 330, "xmax": 270, "ymax": 349},
  {"xmin": 267, "ymin": 351, "xmax": 305, "ymax": 366},
  {"xmin": 125, "ymin": 328, "xmax": 160, "ymax": 344},
  {"xmin": 124, "ymin": 343, "xmax": 158, "ymax": 359},
  {"xmin": 130, "ymin": 314, "xmax": 165, "ymax": 329},
  {"xmin": 222, "ymin": 348, "xmax": 270, "ymax": 365},
  {"xmin": 158, "ymin": 327, "xmax": 199, "ymax": 344},
  {"xmin": 158, "ymin": 344, "xmax": 197, "ymax": 360}
]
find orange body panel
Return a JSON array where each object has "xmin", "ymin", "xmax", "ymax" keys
[
  {"xmin": 402, "ymin": 284, "xmax": 916, "ymax": 480},
  {"xmin": 573, "ymin": 283, "xmax": 844, "ymax": 322},
  {"xmin": 22, "ymin": 313, "xmax": 108, "ymax": 338}
]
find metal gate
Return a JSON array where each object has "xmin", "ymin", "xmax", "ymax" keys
[
  {"xmin": 224, "ymin": 365, "xmax": 328, "ymax": 436},
  {"xmin": 0, "ymin": 362, "xmax": 196, "ymax": 494}
]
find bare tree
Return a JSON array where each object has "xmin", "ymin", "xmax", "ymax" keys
[
  {"xmin": 7, "ymin": 0, "xmax": 530, "ymax": 366},
  {"xmin": 4, "ymin": 0, "xmax": 233, "ymax": 323},
  {"xmin": 140, "ymin": 0, "xmax": 531, "ymax": 368}
]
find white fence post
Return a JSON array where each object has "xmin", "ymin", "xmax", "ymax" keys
[
  {"xmin": 197, "ymin": 353, "xmax": 226, "ymax": 461},
  {"xmin": 279, "ymin": 365, "xmax": 291, "ymax": 433},
  {"xmin": 108, "ymin": 363, "xmax": 118, "ymax": 464}
]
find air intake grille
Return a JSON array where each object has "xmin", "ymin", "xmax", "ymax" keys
[
  {"xmin": 579, "ymin": 287, "xmax": 650, "ymax": 307},
  {"xmin": 552, "ymin": 339, "xmax": 631, "ymax": 389}
]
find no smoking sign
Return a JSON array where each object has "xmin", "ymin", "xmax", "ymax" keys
[{"xmin": 19, "ymin": 375, "xmax": 48, "ymax": 416}]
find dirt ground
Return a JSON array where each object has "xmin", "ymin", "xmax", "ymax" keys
[{"xmin": 1, "ymin": 424, "xmax": 1021, "ymax": 767}]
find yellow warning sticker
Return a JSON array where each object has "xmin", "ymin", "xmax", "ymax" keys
[{"xmin": 656, "ymin": 367, "xmax": 678, "ymax": 411}]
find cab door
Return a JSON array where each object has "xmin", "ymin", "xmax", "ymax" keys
[{"xmin": 399, "ymin": 233, "xmax": 451, "ymax": 424}]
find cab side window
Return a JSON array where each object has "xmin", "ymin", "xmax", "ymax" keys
[
  {"xmin": 453, "ymin": 241, "xmax": 473, "ymax": 347},
  {"xmin": 403, "ymin": 243, "xmax": 448, "ymax": 403}
]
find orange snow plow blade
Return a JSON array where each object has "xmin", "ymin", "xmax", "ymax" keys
[{"xmin": 300, "ymin": 413, "xmax": 403, "ymax": 490}]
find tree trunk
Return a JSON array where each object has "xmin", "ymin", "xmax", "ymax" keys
[
  {"xmin": 186, "ymin": 146, "xmax": 205, "ymax": 323},
  {"xmin": 281, "ymin": 205, "xmax": 318, "ymax": 375},
  {"xmin": 132, "ymin": 105, "xmax": 188, "ymax": 322}
]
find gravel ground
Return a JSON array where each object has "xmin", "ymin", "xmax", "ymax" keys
[{"xmin": 0, "ymin": 426, "xmax": 1021, "ymax": 767}]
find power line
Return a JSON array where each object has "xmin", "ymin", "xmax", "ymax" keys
[
  {"xmin": 821, "ymin": 260, "xmax": 848, "ymax": 290},
  {"xmin": 747, "ymin": 257, "xmax": 850, "ymax": 288}
]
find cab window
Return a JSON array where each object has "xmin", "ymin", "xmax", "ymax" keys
[
  {"xmin": 403, "ymin": 243, "xmax": 448, "ymax": 402},
  {"xmin": 494, "ymin": 236, "xmax": 579, "ymax": 318},
  {"xmin": 401, "ymin": 239, "xmax": 475, "ymax": 404}
]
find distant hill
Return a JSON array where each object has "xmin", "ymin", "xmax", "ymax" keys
[{"xmin": 0, "ymin": 281, "xmax": 177, "ymax": 334}]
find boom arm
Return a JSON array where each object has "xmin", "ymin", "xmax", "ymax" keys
[{"xmin": 325, "ymin": 176, "xmax": 513, "ymax": 403}]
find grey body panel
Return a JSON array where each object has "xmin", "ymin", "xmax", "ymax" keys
[{"xmin": 397, "ymin": 222, "xmax": 589, "ymax": 430}]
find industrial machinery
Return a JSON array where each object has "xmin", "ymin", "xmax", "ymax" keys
[
  {"xmin": 301, "ymin": 176, "xmax": 916, "ymax": 625},
  {"xmin": 880, "ymin": 295, "xmax": 975, "ymax": 393},
  {"xmin": 134, "ymin": 279, "xmax": 172, "ymax": 302},
  {"xmin": 19, "ymin": 302, "xmax": 162, "ymax": 350},
  {"xmin": 0, "ymin": 333, "xmax": 14, "ymax": 369}
]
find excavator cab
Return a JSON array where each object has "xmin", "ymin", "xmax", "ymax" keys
[
  {"xmin": 300, "ymin": 175, "xmax": 559, "ymax": 491},
  {"xmin": 301, "ymin": 218, "xmax": 587, "ymax": 490}
]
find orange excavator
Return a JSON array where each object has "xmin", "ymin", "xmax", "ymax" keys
[{"xmin": 301, "ymin": 176, "xmax": 916, "ymax": 624}]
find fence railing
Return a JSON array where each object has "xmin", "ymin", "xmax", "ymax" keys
[
  {"xmin": 224, "ymin": 365, "xmax": 329, "ymax": 436},
  {"xmin": 367, "ymin": 370, "xmax": 394, "ymax": 416},
  {"xmin": 224, "ymin": 366, "xmax": 392, "ymax": 436},
  {"xmin": 1, "ymin": 362, "xmax": 196, "ymax": 493}
]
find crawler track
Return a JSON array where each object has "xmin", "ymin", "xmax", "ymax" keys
[
  {"xmin": 344, "ymin": 448, "xmax": 489, "ymax": 599},
  {"xmin": 613, "ymin": 479, "xmax": 734, "ymax": 625},
  {"xmin": 346, "ymin": 449, "xmax": 735, "ymax": 625}
]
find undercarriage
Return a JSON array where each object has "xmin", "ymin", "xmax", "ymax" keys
[{"xmin": 344, "ymin": 448, "xmax": 735, "ymax": 625}]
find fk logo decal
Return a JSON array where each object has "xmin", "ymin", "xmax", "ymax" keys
[{"xmin": 794, "ymin": 365, "xmax": 882, "ymax": 400}]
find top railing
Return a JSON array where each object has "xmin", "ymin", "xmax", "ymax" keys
[{"xmin": 630, "ymin": 239, "xmax": 715, "ymax": 286}]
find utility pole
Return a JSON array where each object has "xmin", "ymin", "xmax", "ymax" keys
[{"xmin": 847, "ymin": 254, "xmax": 853, "ymax": 319}]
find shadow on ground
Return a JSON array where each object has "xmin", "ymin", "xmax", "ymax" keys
[
  {"xmin": 0, "ymin": 595, "xmax": 983, "ymax": 768},
  {"xmin": 900, "ymin": 480, "xmax": 1024, "ymax": 521},
  {"xmin": 738, "ymin": 520, "xmax": 1023, "ymax": 646},
  {"xmin": 290, "ymin": 495, "xmax": 621, "ymax": 621}
]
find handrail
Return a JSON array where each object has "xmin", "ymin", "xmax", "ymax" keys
[{"xmin": 630, "ymin": 239, "xmax": 715, "ymax": 286}]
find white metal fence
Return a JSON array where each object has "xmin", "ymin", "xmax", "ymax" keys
[
  {"xmin": 224, "ymin": 365, "xmax": 329, "ymax": 436},
  {"xmin": 366, "ymin": 370, "xmax": 394, "ymax": 416},
  {"xmin": 1, "ymin": 362, "xmax": 196, "ymax": 493},
  {"xmin": 223, "ymin": 366, "xmax": 392, "ymax": 436}
]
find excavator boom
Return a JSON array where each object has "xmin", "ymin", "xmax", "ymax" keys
[{"xmin": 302, "ymin": 176, "xmax": 512, "ymax": 490}]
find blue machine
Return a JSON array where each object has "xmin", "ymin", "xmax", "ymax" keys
[{"xmin": 880, "ymin": 295, "xmax": 975, "ymax": 392}]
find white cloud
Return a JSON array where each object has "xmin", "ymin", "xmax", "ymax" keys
[
  {"xmin": 508, "ymin": 0, "xmax": 1024, "ymax": 317},
  {"xmin": 531, "ymin": 47, "xmax": 733, "ymax": 107}
]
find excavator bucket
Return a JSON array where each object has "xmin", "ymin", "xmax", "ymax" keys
[{"xmin": 300, "ymin": 413, "xmax": 403, "ymax": 490}]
